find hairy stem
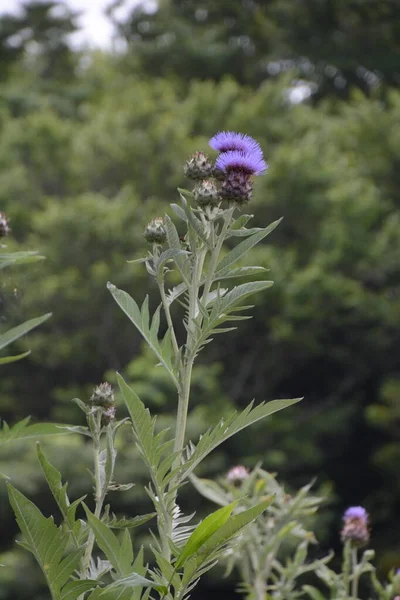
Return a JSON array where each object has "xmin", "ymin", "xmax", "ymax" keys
[
  {"xmin": 158, "ymin": 277, "xmax": 180, "ymax": 360},
  {"xmin": 79, "ymin": 411, "xmax": 106, "ymax": 584}
]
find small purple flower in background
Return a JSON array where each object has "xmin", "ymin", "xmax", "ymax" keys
[
  {"xmin": 226, "ymin": 465, "xmax": 249, "ymax": 486},
  {"xmin": 341, "ymin": 505, "xmax": 370, "ymax": 547},
  {"xmin": 216, "ymin": 150, "xmax": 267, "ymax": 176},
  {"xmin": 209, "ymin": 131, "xmax": 263, "ymax": 157}
]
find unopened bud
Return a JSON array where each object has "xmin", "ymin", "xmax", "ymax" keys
[
  {"xmin": 184, "ymin": 152, "xmax": 214, "ymax": 180},
  {"xmin": 90, "ymin": 382, "xmax": 115, "ymax": 408},
  {"xmin": 340, "ymin": 506, "xmax": 370, "ymax": 547},
  {"xmin": 221, "ymin": 171, "xmax": 253, "ymax": 204},
  {"xmin": 0, "ymin": 212, "xmax": 10, "ymax": 237},
  {"xmin": 144, "ymin": 217, "xmax": 166, "ymax": 244},
  {"xmin": 193, "ymin": 179, "xmax": 220, "ymax": 207}
]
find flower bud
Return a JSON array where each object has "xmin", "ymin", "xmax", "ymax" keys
[
  {"xmin": 0, "ymin": 212, "xmax": 10, "ymax": 237},
  {"xmin": 221, "ymin": 171, "xmax": 253, "ymax": 204},
  {"xmin": 193, "ymin": 179, "xmax": 220, "ymax": 207},
  {"xmin": 184, "ymin": 152, "xmax": 214, "ymax": 180},
  {"xmin": 90, "ymin": 382, "xmax": 115, "ymax": 409},
  {"xmin": 144, "ymin": 217, "xmax": 166, "ymax": 244},
  {"xmin": 101, "ymin": 405, "xmax": 116, "ymax": 426},
  {"xmin": 226, "ymin": 465, "xmax": 249, "ymax": 486},
  {"xmin": 340, "ymin": 506, "xmax": 370, "ymax": 547}
]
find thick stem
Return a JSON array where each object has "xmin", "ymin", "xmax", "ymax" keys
[
  {"xmin": 351, "ymin": 547, "xmax": 359, "ymax": 599},
  {"xmin": 342, "ymin": 540, "xmax": 351, "ymax": 599},
  {"xmin": 79, "ymin": 412, "xmax": 106, "ymax": 585},
  {"xmin": 158, "ymin": 277, "xmax": 180, "ymax": 360},
  {"xmin": 201, "ymin": 206, "xmax": 234, "ymax": 306}
]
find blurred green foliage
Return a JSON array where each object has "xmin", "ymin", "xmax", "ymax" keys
[{"xmin": 0, "ymin": 1, "xmax": 400, "ymax": 598}]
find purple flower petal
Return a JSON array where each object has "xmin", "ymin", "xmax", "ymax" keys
[
  {"xmin": 216, "ymin": 150, "xmax": 267, "ymax": 176},
  {"xmin": 343, "ymin": 506, "xmax": 368, "ymax": 523},
  {"xmin": 209, "ymin": 131, "xmax": 263, "ymax": 157}
]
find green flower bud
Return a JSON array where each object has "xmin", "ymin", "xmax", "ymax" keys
[
  {"xmin": 144, "ymin": 217, "xmax": 166, "ymax": 244},
  {"xmin": 90, "ymin": 382, "xmax": 115, "ymax": 408},
  {"xmin": 193, "ymin": 179, "xmax": 220, "ymax": 207},
  {"xmin": 184, "ymin": 152, "xmax": 214, "ymax": 180}
]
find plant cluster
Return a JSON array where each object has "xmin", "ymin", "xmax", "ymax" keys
[{"xmin": 6, "ymin": 132, "xmax": 299, "ymax": 599}]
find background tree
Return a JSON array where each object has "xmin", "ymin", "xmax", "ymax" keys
[
  {"xmin": 1, "ymin": 1, "xmax": 400, "ymax": 598},
  {"xmin": 109, "ymin": 0, "xmax": 400, "ymax": 97}
]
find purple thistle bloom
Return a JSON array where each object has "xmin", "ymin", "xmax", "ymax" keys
[
  {"xmin": 216, "ymin": 150, "xmax": 267, "ymax": 176},
  {"xmin": 343, "ymin": 506, "xmax": 368, "ymax": 523},
  {"xmin": 209, "ymin": 131, "xmax": 263, "ymax": 156}
]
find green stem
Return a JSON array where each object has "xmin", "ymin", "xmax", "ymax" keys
[
  {"xmin": 351, "ymin": 547, "xmax": 359, "ymax": 599},
  {"xmin": 158, "ymin": 277, "xmax": 180, "ymax": 360},
  {"xmin": 201, "ymin": 206, "xmax": 234, "ymax": 307},
  {"xmin": 342, "ymin": 541, "xmax": 351, "ymax": 599},
  {"xmin": 79, "ymin": 411, "xmax": 106, "ymax": 585}
]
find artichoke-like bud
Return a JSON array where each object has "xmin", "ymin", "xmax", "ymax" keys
[
  {"xmin": 144, "ymin": 217, "xmax": 166, "ymax": 244},
  {"xmin": 340, "ymin": 506, "xmax": 370, "ymax": 547},
  {"xmin": 184, "ymin": 151, "xmax": 214, "ymax": 180},
  {"xmin": 193, "ymin": 179, "xmax": 220, "ymax": 207},
  {"xmin": 90, "ymin": 382, "xmax": 115, "ymax": 409},
  {"xmin": 221, "ymin": 171, "xmax": 253, "ymax": 204},
  {"xmin": 226, "ymin": 465, "xmax": 249, "ymax": 486},
  {"xmin": 0, "ymin": 212, "xmax": 10, "ymax": 237}
]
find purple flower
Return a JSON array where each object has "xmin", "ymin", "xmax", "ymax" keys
[
  {"xmin": 209, "ymin": 131, "xmax": 263, "ymax": 156},
  {"xmin": 343, "ymin": 506, "xmax": 368, "ymax": 523},
  {"xmin": 341, "ymin": 505, "xmax": 369, "ymax": 547},
  {"xmin": 216, "ymin": 150, "xmax": 267, "ymax": 176},
  {"xmin": 226, "ymin": 465, "xmax": 249, "ymax": 485}
]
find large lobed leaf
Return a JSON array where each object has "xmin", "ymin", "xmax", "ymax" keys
[
  {"xmin": 7, "ymin": 485, "xmax": 85, "ymax": 599},
  {"xmin": 0, "ymin": 417, "xmax": 68, "ymax": 448},
  {"xmin": 180, "ymin": 397, "xmax": 302, "ymax": 482},
  {"xmin": 0, "ymin": 313, "xmax": 52, "ymax": 353},
  {"xmin": 107, "ymin": 284, "xmax": 179, "ymax": 388}
]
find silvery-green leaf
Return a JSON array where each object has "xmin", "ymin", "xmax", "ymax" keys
[{"xmin": 216, "ymin": 218, "xmax": 282, "ymax": 275}]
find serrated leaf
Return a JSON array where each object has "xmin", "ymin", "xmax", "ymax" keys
[
  {"xmin": 180, "ymin": 398, "xmax": 302, "ymax": 481},
  {"xmin": 119, "ymin": 529, "xmax": 133, "ymax": 576},
  {"xmin": 7, "ymin": 484, "xmax": 79, "ymax": 596},
  {"xmin": 83, "ymin": 505, "xmax": 123, "ymax": 574},
  {"xmin": 155, "ymin": 248, "xmax": 190, "ymax": 278},
  {"xmin": 193, "ymin": 281, "xmax": 273, "ymax": 355},
  {"xmin": 163, "ymin": 215, "xmax": 190, "ymax": 282},
  {"xmin": 100, "ymin": 573, "xmax": 156, "ymax": 593},
  {"xmin": 61, "ymin": 580, "xmax": 99, "ymax": 600},
  {"xmin": 107, "ymin": 284, "xmax": 178, "ymax": 388},
  {"xmin": 175, "ymin": 502, "xmax": 237, "ymax": 569},
  {"xmin": 180, "ymin": 194, "xmax": 211, "ymax": 247},
  {"xmin": 216, "ymin": 218, "xmax": 282, "ymax": 275},
  {"xmin": 0, "ymin": 313, "xmax": 51, "ymax": 353},
  {"xmin": 213, "ymin": 266, "xmax": 268, "ymax": 281},
  {"xmin": 181, "ymin": 500, "xmax": 272, "ymax": 592},
  {"xmin": 0, "ymin": 419, "xmax": 69, "ymax": 447},
  {"xmin": 36, "ymin": 443, "xmax": 82, "ymax": 542},
  {"xmin": 107, "ymin": 513, "xmax": 156, "ymax": 529},
  {"xmin": 117, "ymin": 374, "xmax": 174, "ymax": 515}
]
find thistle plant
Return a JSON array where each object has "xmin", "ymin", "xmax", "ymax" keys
[
  {"xmin": 191, "ymin": 466, "xmax": 330, "ymax": 600},
  {"xmin": 5, "ymin": 131, "xmax": 302, "ymax": 599}
]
